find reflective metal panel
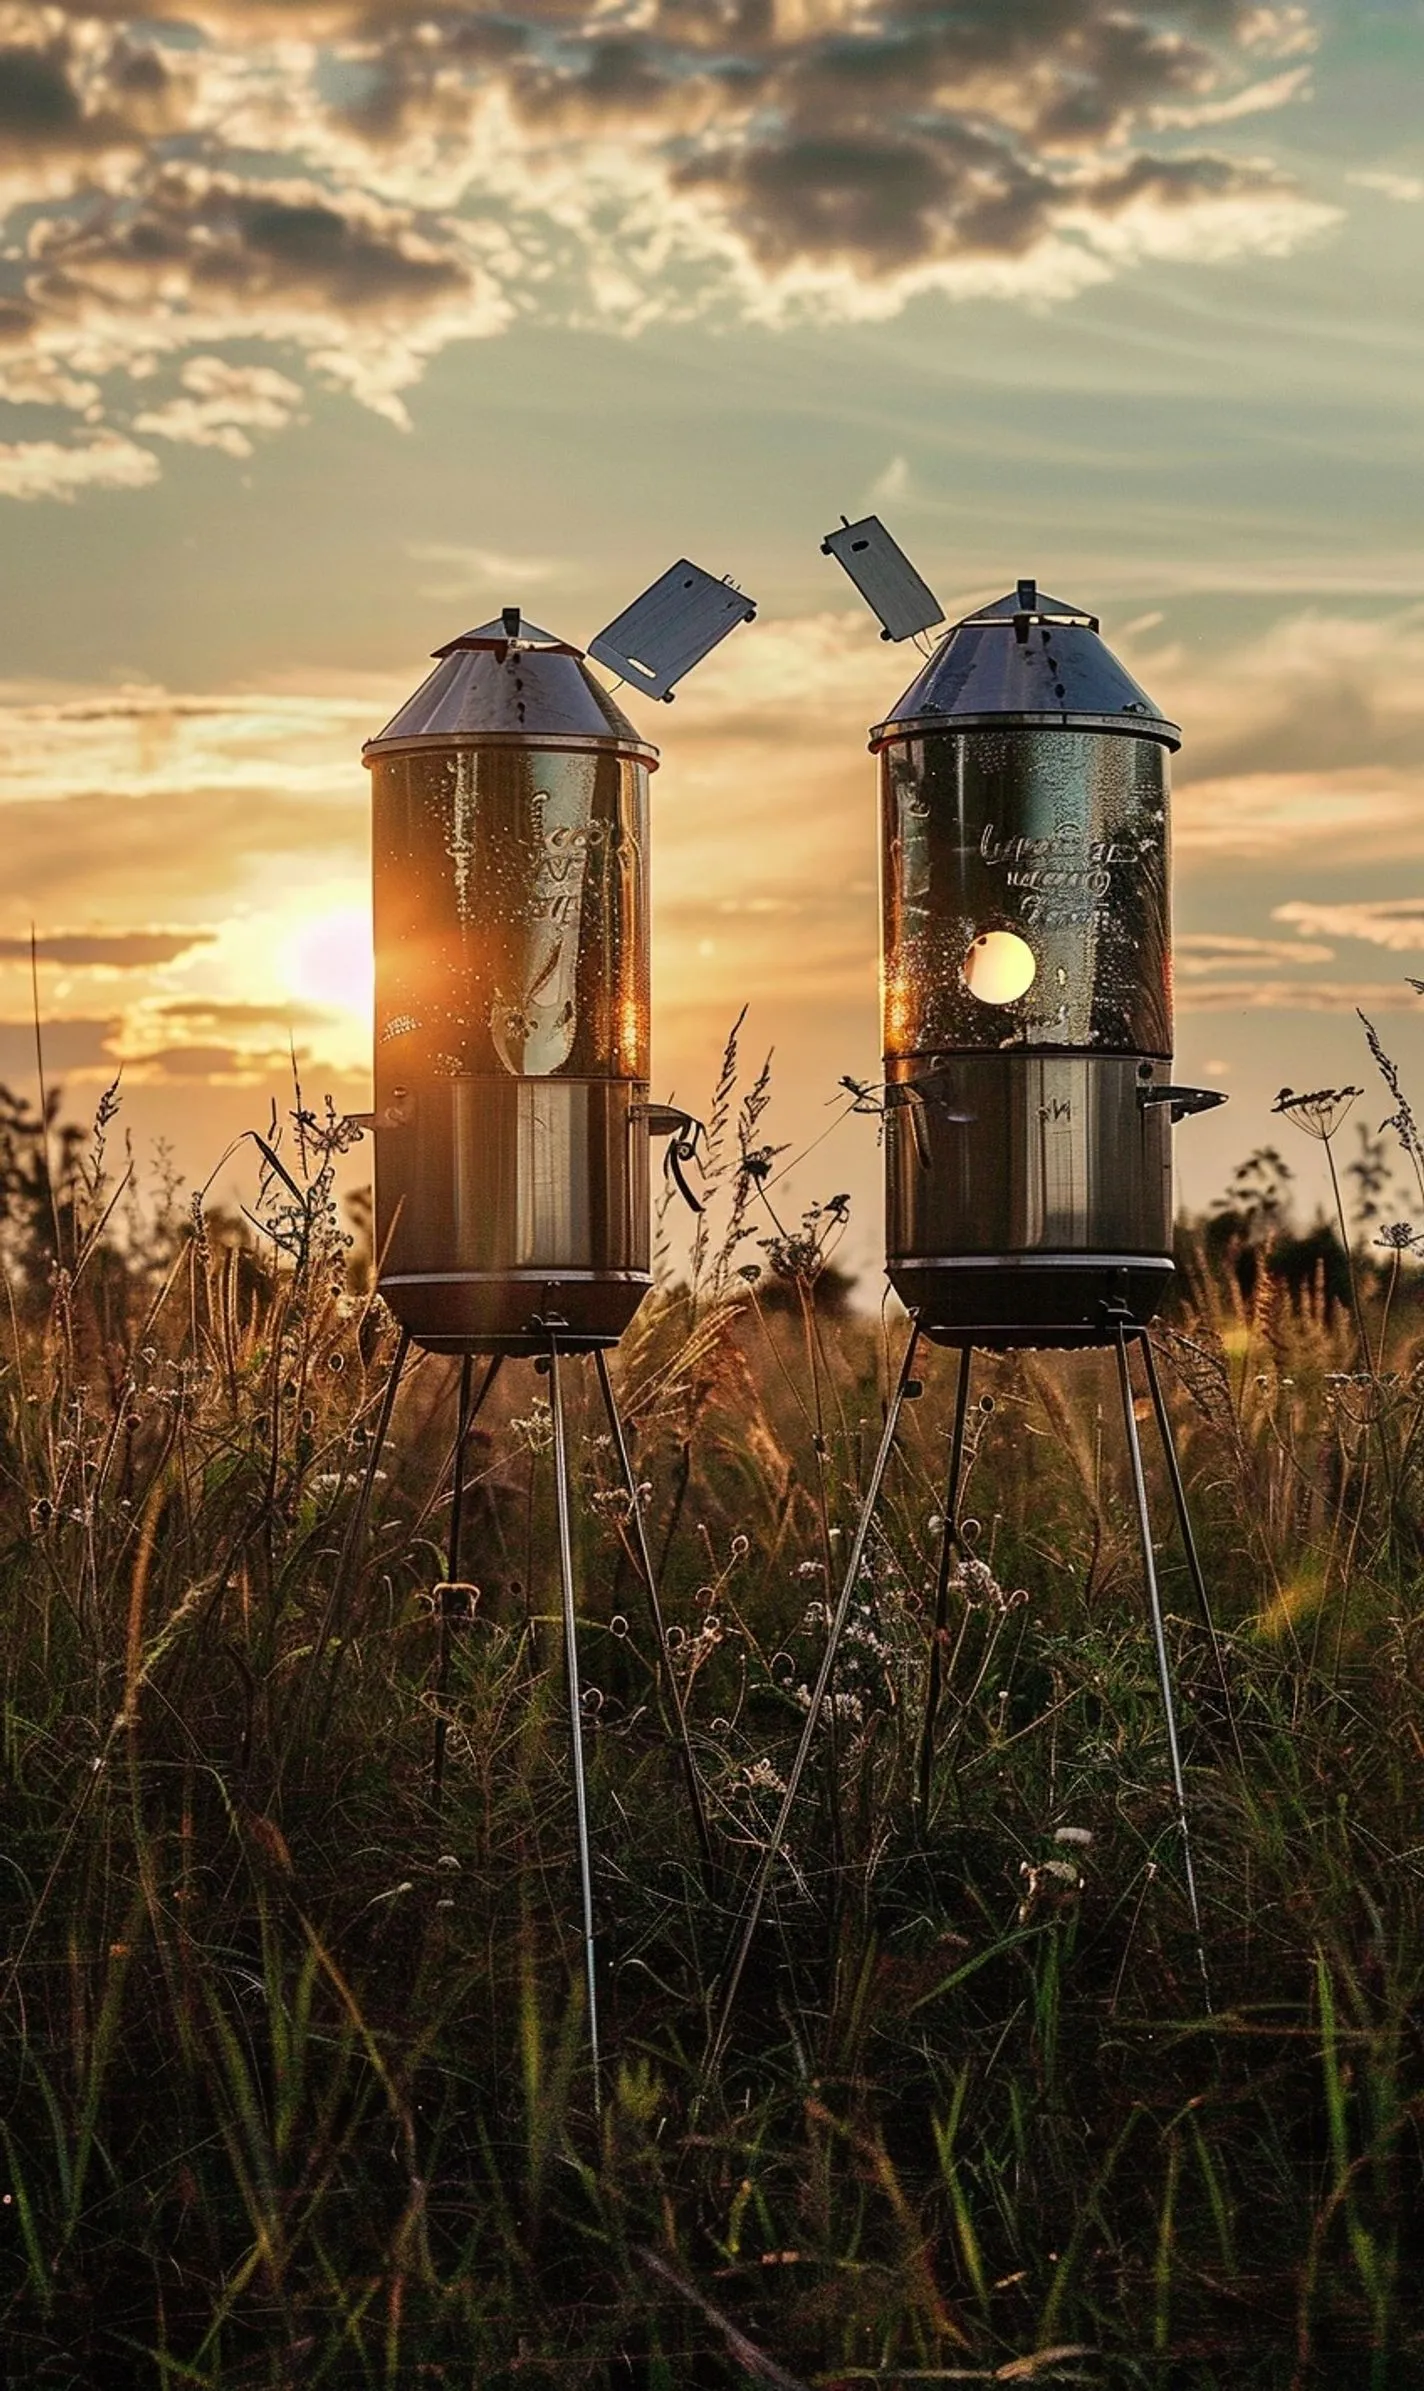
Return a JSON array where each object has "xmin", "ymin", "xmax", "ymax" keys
[
  {"xmin": 885, "ymin": 1053, "xmax": 1173, "ymax": 1345},
  {"xmin": 588, "ymin": 562, "xmax": 756, "ymax": 702},
  {"xmin": 880, "ymin": 727, "xmax": 1171, "ymax": 1061},
  {"xmin": 820, "ymin": 514, "xmax": 944, "ymax": 643},
  {"xmin": 378, "ymin": 1077, "xmax": 651, "ymax": 1354},
  {"xmin": 371, "ymin": 745, "xmax": 649, "ymax": 1091}
]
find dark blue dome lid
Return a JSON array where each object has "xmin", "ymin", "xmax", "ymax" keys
[{"xmin": 871, "ymin": 582, "xmax": 1179, "ymax": 752}]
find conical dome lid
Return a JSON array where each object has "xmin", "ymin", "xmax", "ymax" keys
[
  {"xmin": 364, "ymin": 611, "xmax": 658, "ymax": 763},
  {"xmin": 870, "ymin": 581, "xmax": 1178, "ymax": 752}
]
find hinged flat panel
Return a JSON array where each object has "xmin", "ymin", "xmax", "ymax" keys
[
  {"xmin": 821, "ymin": 514, "xmax": 943, "ymax": 642},
  {"xmin": 589, "ymin": 561, "xmax": 756, "ymax": 701}
]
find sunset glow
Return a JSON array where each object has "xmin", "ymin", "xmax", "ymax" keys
[
  {"xmin": 279, "ymin": 907, "xmax": 376, "ymax": 1053},
  {"xmin": 0, "ymin": 1, "xmax": 1418, "ymax": 1254}
]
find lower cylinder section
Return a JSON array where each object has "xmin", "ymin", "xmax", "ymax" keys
[
  {"xmin": 886, "ymin": 1052, "xmax": 1174, "ymax": 1346},
  {"xmin": 376, "ymin": 1075, "xmax": 651, "ymax": 1354}
]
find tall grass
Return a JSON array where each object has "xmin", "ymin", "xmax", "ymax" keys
[{"xmin": 0, "ymin": 1061, "xmax": 1421, "ymax": 2386}]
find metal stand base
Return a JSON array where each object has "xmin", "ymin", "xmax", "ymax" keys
[
  {"xmin": 354, "ymin": 1329, "xmax": 713, "ymax": 2115},
  {"xmin": 711, "ymin": 1317, "xmax": 1229, "ymax": 2066}
]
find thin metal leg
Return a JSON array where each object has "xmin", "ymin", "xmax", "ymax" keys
[
  {"xmin": 1136, "ymin": 1331, "xmax": 1246, "ymax": 1774},
  {"xmin": 1114, "ymin": 1329, "xmax": 1211, "ymax": 2011},
  {"xmin": 916, "ymin": 1345, "xmax": 973, "ymax": 1833},
  {"xmin": 594, "ymin": 1348, "xmax": 715, "ymax": 1884},
  {"xmin": 547, "ymin": 1335, "xmax": 602, "ymax": 2113},
  {"xmin": 432, "ymin": 1352, "xmax": 504, "ymax": 1811},
  {"xmin": 707, "ymin": 1319, "xmax": 923, "ymax": 2075}
]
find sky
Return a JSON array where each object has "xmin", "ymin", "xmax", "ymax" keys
[{"xmin": 2, "ymin": 0, "xmax": 1424, "ymax": 1279}]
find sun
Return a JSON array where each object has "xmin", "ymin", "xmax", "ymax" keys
[{"xmin": 279, "ymin": 905, "xmax": 374, "ymax": 1042}]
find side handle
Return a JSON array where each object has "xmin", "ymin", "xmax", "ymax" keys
[
  {"xmin": 344, "ymin": 1088, "xmax": 416, "ymax": 1135},
  {"xmin": 632, "ymin": 1103, "xmax": 706, "ymax": 1213},
  {"xmin": 1138, "ymin": 1084, "xmax": 1228, "ymax": 1125}
]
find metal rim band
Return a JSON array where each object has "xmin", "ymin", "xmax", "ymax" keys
[
  {"xmin": 380, "ymin": 1269, "xmax": 654, "ymax": 1289},
  {"xmin": 869, "ymin": 710, "xmax": 1181, "ymax": 752},
  {"xmin": 893, "ymin": 1253, "xmax": 1173, "ymax": 1272},
  {"xmin": 363, "ymin": 731, "xmax": 660, "ymax": 768},
  {"xmin": 886, "ymin": 1048, "xmax": 1174, "ymax": 1067}
]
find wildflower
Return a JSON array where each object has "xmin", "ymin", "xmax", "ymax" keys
[
  {"xmin": 1271, "ymin": 1085, "xmax": 1361, "ymax": 1140},
  {"xmin": 1053, "ymin": 1826, "xmax": 1094, "ymax": 1848},
  {"xmin": 435, "ymin": 1854, "xmax": 462, "ymax": 1873},
  {"xmin": 740, "ymin": 1758, "xmax": 788, "ymax": 1796},
  {"xmin": 1018, "ymin": 1856, "xmax": 1082, "ymax": 1921},
  {"xmin": 510, "ymin": 1399, "xmax": 553, "ymax": 1454},
  {"xmin": 1375, "ymin": 1221, "xmax": 1419, "ymax": 1251},
  {"xmin": 957, "ymin": 1556, "xmax": 1028, "ymax": 1613}
]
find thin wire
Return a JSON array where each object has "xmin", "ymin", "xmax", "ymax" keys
[
  {"xmin": 1136, "ymin": 1330, "xmax": 1245, "ymax": 1775},
  {"xmin": 1115, "ymin": 1327, "xmax": 1211, "ymax": 2012},
  {"xmin": 547, "ymin": 1335, "xmax": 602, "ymax": 2112},
  {"xmin": 432, "ymin": 1351, "xmax": 504, "ymax": 1811},
  {"xmin": 594, "ymin": 1348, "xmax": 715, "ymax": 1883},
  {"xmin": 916, "ymin": 1344, "xmax": 973, "ymax": 1832},
  {"xmin": 706, "ymin": 1320, "xmax": 922, "ymax": 2075}
]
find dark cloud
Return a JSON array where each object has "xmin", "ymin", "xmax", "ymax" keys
[
  {"xmin": 0, "ymin": 40, "xmax": 85, "ymax": 145},
  {"xmin": 677, "ymin": 131, "xmax": 990, "ymax": 271},
  {"xmin": 0, "ymin": 25, "xmax": 181, "ymax": 156},
  {"xmin": 31, "ymin": 165, "xmax": 473, "ymax": 318},
  {"xmin": 122, "ymin": 1042, "xmax": 289, "ymax": 1078},
  {"xmin": 0, "ymin": 929, "xmax": 217, "ymax": 966},
  {"xmin": 0, "ymin": 1017, "xmax": 120, "ymax": 1081},
  {"xmin": 0, "ymin": 1, "xmax": 1327, "ymax": 491},
  {"xmin": 149, "ymin": 997, "xmax": 339, "ymax": 1030}
]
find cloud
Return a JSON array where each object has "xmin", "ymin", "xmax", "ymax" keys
[
  {"xmin": 133, "ymin": 356, "xmax": 304, "ymax": 457},
  {"xmin": 22, "ymin": 161, "xmax": 512, "ymax": 428},
  {"xmin": 1273, "ymin": 899, "xmax": 1424, "ymax": 953},
  {"xmin": 0, "ymin": 929, "xmax": 217, "ymax": 967},
  {"xmin": 407, "ymin": 541, "xmax": 575, "ymax": 601},
  {"xmin": 868, "ymin": 455, "xmax": 911, "ymax": 506},
  {"xmin": 0, "ymin": 1, "xmax": 1336, "ymax": 493},
  {"xmin": 1347, "ymin": 168, "xmax": 1424, "ymax": 203},
  {"xmin": 0, "ymin": 784, "xmax": 361, "ymax": 914},
  {"xmin": 1152, "ymin": 62, "xmax": 1311, "ymax": 127},
  {"xmin": 0, "ymin": 1016, "xmax": 120, "ymax": 1084},
  {"xmin": 1119, "ymin": 602, "xmax": 1424, "ymax": 861},
  {"xmin": 1176, "ymin": 930, "xmax": 1334, "ymax": 971},
  {"xmin": 1176, "ymin": 979, "xmax": 1419, "ymax": 1013},
  {"xmin": 114, "ymin": 1041, "xmax": 291, "ymax": 1082},
  {"xmin": 0, "ymin": 431, "xmax": 159, "ymax": 501},
  {"xmin": 148, "ymin": 996, "xmax": 334, "ymax": 1029}
]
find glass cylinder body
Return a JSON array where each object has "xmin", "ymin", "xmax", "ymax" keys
[
  {"xmin": 369, "ymin": 738, "xmax": 653, "ymax": 1352},
  {"xmin": 878, "ymin": 724, "xmax": 1176, "ymax": 1344}
]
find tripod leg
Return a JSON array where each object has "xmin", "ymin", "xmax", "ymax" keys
[
  {"xmin": 547, "ymin": 1336, "xmax": 603, "ymax": 2113},
  {"xmin": 1137, "ymin": 1331, "xmax": 1245, "ymax": 1774},
  {"xmin": 916, "ymin": 1344, "xmax": 973, "ymax": 1833},
  {"xmin": 594, "ymin": 1348, "xmax": 715, "ymax": 1883},
  {"xmin": 1114, "ymin": 1329, "xmax": 1211, "ymax": 2011},
  {"xmin": 707, "ymin": 1319, "xmax": 923, "ymax": 2076},
  {"xmin": 432, "ymin": 1352, "xmax": 504, "ymax": 1811}
]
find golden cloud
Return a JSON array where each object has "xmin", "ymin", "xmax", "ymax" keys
[{"xmin": 0, "ymin": 0, "xmax": 1336, "ymax": 492}]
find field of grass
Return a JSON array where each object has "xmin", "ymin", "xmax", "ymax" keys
[{"xmin": 0, "ymin": 1060, "xmax": 1422, "ymax": 2388}]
